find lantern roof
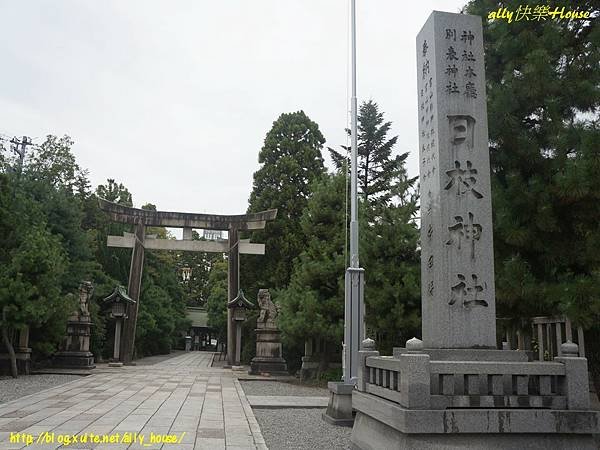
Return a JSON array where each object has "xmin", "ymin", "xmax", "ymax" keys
[
  {"xmin": 102, "ymin": 285, "xmax": 136, "ymax": 305},
  {"xmin": 227, "ymin": 289, "xmax": 254, "ymax": 309}
]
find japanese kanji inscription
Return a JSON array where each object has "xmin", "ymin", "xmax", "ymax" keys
[{"xmin": 417, "ymin": 11, "xmax": 496, "ymax": 348}]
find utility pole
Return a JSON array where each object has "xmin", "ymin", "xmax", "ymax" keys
[{"xmin": 9, "ymin": 136, "xmax": 33, "ymax": 175}]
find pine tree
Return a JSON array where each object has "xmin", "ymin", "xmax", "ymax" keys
[{"xmin": 329, "ymin": 100, "xmax": 412, "ymax": 210}]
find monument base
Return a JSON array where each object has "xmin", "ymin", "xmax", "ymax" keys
[
  {"xmin": 52, "ymin": 351, "xmax": 95, "ymax": 370},
  {"xmin": 323, "ymin": 381, "xmax": 355, "ymax": 427},
  {"xmin": 351, "ymin": 391, "xmax": 599, "ymax": 450}
]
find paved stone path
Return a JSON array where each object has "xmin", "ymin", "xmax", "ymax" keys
[{"xmin": 0, "ymin": 352, "xmax": 266, "ymax": 450}]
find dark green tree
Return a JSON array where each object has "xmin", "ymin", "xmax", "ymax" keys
[
  {"xmin": 465, "ymin": 0, "xmax": 600, "ymax": 389},
  {"xmin": 362, "ymin": 201, "xmax": 421, "ymax": 353},
  {"xmin": 277, "ymin": 173, "xmax": 347, "ymax": 371},
  {"xmin": 0, "ymin": 136, "xmax": 90, "ymax": 376},
  {"xmin": 244, "ymin": 111, "xmax": 326, "ymax": 294},
  {"xmin": 328, "ymin": 102, "xmax": 421, "ymax": 353}
]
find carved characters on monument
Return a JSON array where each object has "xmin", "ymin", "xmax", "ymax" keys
[
  {"xmin": 419, "ymin": 39, "xmax": 436, "ymax": 182},
  {"xmin": 462, "ymin": 50, "xmax": 476, "ymax": 62},
  {"xmin": 443, "ymin": 27, "xmax": 477, "ymax": 97},
  {"xmin": 448, "ymin": 273, "xmax": 488, "ymax": 308},
  {"xmin": 446, "ymin": 46, "xmax": 458, "ymax": 61},
  {"xmin": 464, "ymin": 82, "xmax": 478, "ymax": 99},
  {"xmin": 448, "ymin": 115, "xmax": 475, "ymax": 147},
  {"xmin": 446, "ymin": 212, "xmax": 482, "ymax": 260},
  {"xmin": 444, "ymin": 161, "xmax": 484, "ymax": 199},
  {"xmin": 445, "ymin": 64, "xmax": 458, "ymax": 77},
  {"xmin": 445, "ymin": 81, "xmax": 460, "ymax": 95}
]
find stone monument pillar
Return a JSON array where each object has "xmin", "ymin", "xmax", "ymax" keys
[
  {"xmin": 418, "ymin": 10, "xmax": 495, "ymax": 349},
  {"xmin": 249, "ymin": 289, "xmax": 288, "ymax": 375},
  {"xmin": 53, "ymin": 281, "xmax": 95, "ymax": 369}
]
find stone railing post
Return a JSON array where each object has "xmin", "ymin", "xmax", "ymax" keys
[
  {"xmin": 555, "ymin": 341, "xmax": 589, "ymax": 410},
  {"xmin": 357, "ymin": 338, "xmax": 379, "ymax": 392},
  {"xmin": 399, "ymin": 338, "xmax": 430, "ymax": 409}
]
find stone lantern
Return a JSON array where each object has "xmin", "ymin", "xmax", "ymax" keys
[
  {"xmin": 102, "ymin": 286, "xmax": 135, "ymax": 367},
  {"xmin": 227, "ymin": 289, "xmax": 254, "ymax": 366}
]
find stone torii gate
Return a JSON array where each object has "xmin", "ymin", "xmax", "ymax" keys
[{"xmin": 98, "ymin": 198, "xmax": 277, "ymax": 366}]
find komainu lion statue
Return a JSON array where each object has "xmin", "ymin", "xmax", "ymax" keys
[{"xmin": 257, "ymin": 289, "xmax": 279, "ymax": 327}]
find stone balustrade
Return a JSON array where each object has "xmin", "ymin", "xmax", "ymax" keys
[{"xmin": 357, "ymin": 342, "xmax": 590, "ymax": 412}]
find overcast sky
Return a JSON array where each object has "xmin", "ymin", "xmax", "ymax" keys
[{"xmin": 0, "ymin": 0, "xmax": 466, "ymax": 216}]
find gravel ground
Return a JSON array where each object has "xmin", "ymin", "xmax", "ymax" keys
[
  {"xmin": 0, "ymin": 374, "xmax": 83, "ymax": 404},
  {"xmin": 242, "ymin": 381, "xmax": 349, "ymax": 449},
  {"xmin": 254, "ymin": 408, "xmax": 351, "ymax": 450},
  {"xmin": 240, "ymin": 380, "xmax": 329, "ymax": 397}
]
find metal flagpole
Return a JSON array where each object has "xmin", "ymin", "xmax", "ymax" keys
[
  {"xmin": 349, "ymin": 0, "xmax": 358, "ymax": 268},
  {"xmin": 322, "ymin": 0, "xmax": 365, "ymax": 425},
  {"xmin": 343, "ymin": 0, "xmax": 365, "ymax": 385}
]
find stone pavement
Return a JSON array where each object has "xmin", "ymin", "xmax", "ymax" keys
[{"xmin": 0, "ymin": 352, "xmax": 266, "ymax": 450}]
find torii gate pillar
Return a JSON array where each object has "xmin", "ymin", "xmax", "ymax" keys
[
  {"xmin": 227, "ymin": 227, "xmax": 239, "ymax": 366},
  {"xmin": 121, "ymin": 219, "xmax": 145, "ymax": 364}
]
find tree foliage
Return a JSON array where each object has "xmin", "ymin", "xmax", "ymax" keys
[
  {"xmin": 464, "ymin": 0, "xmax": 600, "ymax": 324},
  {"xmin": 0, "ymin": 135, "xmax": 196, "ymax": 371},
  {"xmin": 206, "ymin": 258, "xmax": 229, "ymax": 342},
  {"xmin": 466, "ymin": 0, "xmax": 600, "ymax": 388},
  {"xmin": 329, "ymin": 100, "xmax": 416, "ymax": 211},
  {"xmin": 244, "ymin": 110, "xmax": 326, "ymax": 294},
  {"xmin": 277, "ymin": 173, "xmax": 347, "ymax": 349}
]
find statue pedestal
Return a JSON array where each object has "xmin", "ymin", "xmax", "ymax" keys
[
  {"xmin": 53, "ymin": 315, "xmax": 95, "ymax": 370},
  {"xmin": 249, "ymin": 327, "xmax": 288, "ymax": 375}
]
